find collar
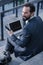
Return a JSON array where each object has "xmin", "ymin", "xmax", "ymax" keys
[{"xmin": 26, "ymin": 16, "xmax": 35, "ymax": 24}]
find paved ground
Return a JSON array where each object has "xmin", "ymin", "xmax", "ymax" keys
[{"xmin": 0, "ymin": 45, "xmax": 43, "ymax": 65}]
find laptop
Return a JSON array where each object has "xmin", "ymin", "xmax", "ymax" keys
[{"xmin": 9, "ymin": 20, "xmax": 22, "ymax": 35}]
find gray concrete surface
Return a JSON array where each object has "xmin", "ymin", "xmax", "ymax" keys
[
  {"xmin": 0, "ymin": 45, "xmax": 43, "ymax": 65},
  {"xmin": 9, "ymin": 51, "xmax": 43, "ymax": 65}
]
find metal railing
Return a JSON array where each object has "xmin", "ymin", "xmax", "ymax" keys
[
  {"xmin": 0, "ymin": 0, "xmax": 15, "ymax": 7},
  {"xmin": 0, "ymin": 0, "xmax": 43, "ymax": 40},
  {"xmin": 37, "ymin": 0, "xmax": 43, "ymax": 16},
  {"xmin": 0, "ymin": 1, "xmax": 29, "ymax": 40}
]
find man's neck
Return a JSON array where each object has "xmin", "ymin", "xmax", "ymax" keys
[{"xmin": 30, "ymin": 16, "xmax": 34, "ymax": 20}]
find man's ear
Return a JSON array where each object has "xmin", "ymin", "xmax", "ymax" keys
[{"xmin": 31, "ymin": 12, "xmax": 34, "ymax": 17}]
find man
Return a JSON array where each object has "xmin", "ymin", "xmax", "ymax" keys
[{"xmin": 0, "ymin": 3, "xmax": 43, "ymax": 65}]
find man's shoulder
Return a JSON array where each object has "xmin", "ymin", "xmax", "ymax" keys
[
  {"xmin": 24, "ymin": 16, "xmax": 43, "ymax": 28},
  {"xmin": 35, "ymin": 16, "xmax": 42, "ymax": 21},
  {"xmin": 28, "ymin": 16, "xmax": 42, "ymax": 24}
]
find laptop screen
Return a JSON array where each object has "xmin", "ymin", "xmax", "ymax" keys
[{"xmin": 9, "ymin": 20, "xmax": 22, "ymax": 32}]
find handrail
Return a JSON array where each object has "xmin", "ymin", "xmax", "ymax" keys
[
  {"xmin": 0, "ymin": 0, "xmax": 14, "ymax": 7},
  {"xmin": 0, "ymin": 0, "xmax": 41, "ymax": 14},
  {"xmin": 0, "ymin": 3, "xmax": 25, "ymax": 14}
]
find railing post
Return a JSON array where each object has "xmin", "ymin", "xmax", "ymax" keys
[
  {"xmin": 27, "ymin": 0, "xmax": 29, "ymax": 2},
  {"xmin": 41, "ymin": 1, "xmax": 43, "ymax": 9},
  {"xmin": 16, "ymin": 0, "xmax": 18, "ymax": 17},
  {"xmin": 1, "ymin": 12, "xmax": 4, "ymax": 40},
  {"xmin": 36, "ymin": 2, "xmax": 40, "ymax": 16},
  {"xmin": 13, "ymin": 0, "xmax": 15, "ymax": 13}
]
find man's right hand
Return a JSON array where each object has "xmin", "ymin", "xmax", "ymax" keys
[{"xmin": 6, "ymin": 30, "xmax": 14, "ymax": 36}]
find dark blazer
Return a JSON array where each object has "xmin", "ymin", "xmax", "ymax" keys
[{"xmin": 9, "ymin": 16, "xmax": 43, "ymax": 60}]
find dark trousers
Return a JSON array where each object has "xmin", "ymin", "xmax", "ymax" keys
[{"xmin": 5, "ymin": 38, "xmax": 14, "ymax": 54}]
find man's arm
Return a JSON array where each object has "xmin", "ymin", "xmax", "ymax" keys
[{"xmin": 10, "ymin": 26, "xmax": 31, "ymax": 47}]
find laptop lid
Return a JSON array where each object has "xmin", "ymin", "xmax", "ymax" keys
[{"xmin": 9, "ymin": 20, "xmax": 22, "ymax": 33}]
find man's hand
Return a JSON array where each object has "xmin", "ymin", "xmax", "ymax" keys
[{"xmin": 6, "ymin": 30, "xmax": 14, "ymax": 36}]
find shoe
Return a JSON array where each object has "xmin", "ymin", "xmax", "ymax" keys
[{"xmin": 0, "ymin": 51, "xmax": 12, "ymax": 65}]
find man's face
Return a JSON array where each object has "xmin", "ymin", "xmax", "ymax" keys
[{"xmin": 22, "ymin": 6, "xmax": 31, "ymax": 21}]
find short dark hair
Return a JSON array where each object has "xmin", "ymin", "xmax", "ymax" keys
[{"xmin": 24, "ymin": 3, "xmax": 35, "ymax": 13}]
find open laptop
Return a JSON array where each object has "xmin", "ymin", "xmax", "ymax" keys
[{"xmin": 9, "ymin": 20, "xmax": 22, "ymax": 35}]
